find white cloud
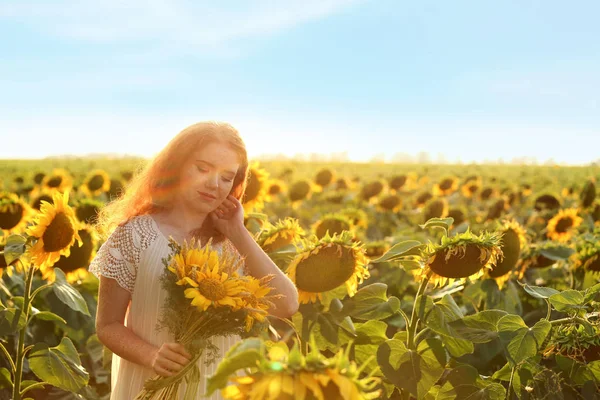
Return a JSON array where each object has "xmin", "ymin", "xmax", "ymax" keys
[{"xmin": 0, "ymin": 0, "xmax": 361, "ymax": 49}]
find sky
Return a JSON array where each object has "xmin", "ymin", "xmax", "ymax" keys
[{"xmin": 1, "ymin": 0, "xmax": 599, "ymax": 164}]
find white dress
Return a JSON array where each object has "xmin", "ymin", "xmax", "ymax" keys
[{"xmin": 89, "ymin": 214, "xmax": 243, "ymax": 400}]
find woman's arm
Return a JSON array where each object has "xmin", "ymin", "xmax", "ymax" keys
[
  {"xmin": 96, "ymin": 277, "xmax": 191, "ymax": 376},
  {"xmin": 228, "ymin": 224, "xmax": 300, "ymax": 318}
]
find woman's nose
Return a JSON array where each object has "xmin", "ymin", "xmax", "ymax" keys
[{"xmin": 205, "ymin": 173, "xmax": 219, "ymax": 189}]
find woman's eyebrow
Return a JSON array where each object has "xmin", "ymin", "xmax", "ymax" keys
[{"xmin": 196, "ymin": 159, "xmax": 237, "ymax": 175}]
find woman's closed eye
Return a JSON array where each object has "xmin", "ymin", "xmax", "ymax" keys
[{"xmin": 196, "ymin": 166, "xmax": 233, "ymax": 182}]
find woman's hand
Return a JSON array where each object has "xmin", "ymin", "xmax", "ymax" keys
[
  {"xmin": 150, "ymin": 342, "xmax": 192, "ymax": 377},
  {"xmin": 209, "ymin": 195, "xmax": 245, "ymax": 238}
]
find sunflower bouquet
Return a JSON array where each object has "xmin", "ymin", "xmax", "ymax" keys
[{"xmin": 135, "ymin": 237, "xmax": 281, "ymax": 400}]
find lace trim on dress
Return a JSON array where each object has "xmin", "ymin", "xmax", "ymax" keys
[{"xmin": 89, "ymin": 215, "xmax": 159, "ymax": 294}]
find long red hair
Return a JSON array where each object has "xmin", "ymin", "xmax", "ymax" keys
[{"xmin": 96, "ymin": 121, "xmax": 249, "ymax": 242}]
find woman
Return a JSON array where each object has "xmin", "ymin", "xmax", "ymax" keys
[{"xmin": 90, "ymin": 121, "xmax": 299, "ymax": 399}]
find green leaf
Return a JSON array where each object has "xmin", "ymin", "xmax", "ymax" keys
[
  {"xmin": 449, "ymin": 310, "xmax": 508, "ymax": 343},
  {"xmin": 85, "ymin": 334, "xmax": 104, "ymax": 365},
  {"xmin": 497, "ymin": 314, "xmax": 527, "ymax": 333},
  {"xmin": 583, "ymin": 283, "xmax": 600, "ymax": 304},
  {"xmin": 0, "ymin": 307, "xmax": 27, "ymax": 335},
  {"xmin": 555, "ymin": 355, "xmax": 595, "ymax": 385},
  {"xmin": 3, "ymin": 234, "xmax": 27, "ymax": 266},
  {"xmin": 30, "ymin": 311, "xmax": 67, "ymax": 325},
  {"xmin": 500, "ymin": 319, "xmax": 551, "ymax": 366},
  {"xmin": 518, "ymin": 282, "xmax": 560, "ymax": 299},
  {"xmin": 370, "ymin": 240, "xmax": 425, "ymax": 263},
  {"xmin": 52, "ymin": 269, "xmax": 90, "ymax": 316},
  {"xmin": 419, "ymin": 217, "xmax": 454, "ymax": 234},
  {"xmin": 344, "ymin": 283, "xmax": 400, "ymax": 321},
  {"xmin": 0, "ymin": 367, "xmax": 12, "ymax": 388},
  {"xmin": 377, "ymin": 338, "xmax": 446, "ymax": 399},
  {"xmin": 206, "ymin": 338, "xmax": 263, "ymax": 396},
  {"xmin": 28, "ymin": 337, "xmax": 89, "ymax": 393},
  {"xmin": 353, "ymin": 320, "xmax": 388, "ymax": 373},
  {"xmin": 539, "ymin": 246, "xmax": 575, "ymax": 261},
  {"xmin": 549, "ymin": 290, "xmax": 585, "ymax": 314}
]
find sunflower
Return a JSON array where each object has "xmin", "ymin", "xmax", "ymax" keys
[
  {"xmin": 485, "ymin": 197, "xmax": 509, "ymax": 221},
  {"xmin": 338, "ymin": 208, "xmax": 368, "ymax": 230},
  {"xmin": 518, "ymin": 241, "xmax": 574, "ymax": 278},
  {"xmin": 314, "ymin": 168, "xmax": 335, "ymax": 188},
  {"xmin": 580, "ymin": 179, "xmax": 596, "ymax": 209},
  {"xmin": 377, "ymin": 194, "xmax": 402, "ymax": 212},
  {"xmin": 26, "ymin": 190, "xmax": 82, "ymax": 269},
  {"xmin": 520, "ymin": 183, "xmax": 533, "ymax": 197},
  {"xmin": 364, "ymin": 240, "xmax": 391, "ymax": 259},
  {"xmin": 242, "ymin": 161, "xmax": 270, "ymax": 213},
  {"xmin": 571, "ymin": 229, "xmax": 600, "ymax": 274},
  {"xmin": 167, "ymin": 238, "xmax": 246, "ymax": 311},
  {"xmin": 244, "ymin": 213, "xmax": 270, "ymax": 235},
  {"xmin": 42, "ymin": 168, "xmax": 73, "ymax": 193},
  {"xmin": 335, "ymin": 177, "xmax": 354, "ymax": 191},
  {"xmin": 241, "ymin": 276, "xmax": 280, "ymax": 332},
  {"xmin": 33, "ymin": 172, "xmax": 46, "ymax": 185},
  {"xmin": 120, "ymin": 170, "xmax": 134, "ymax": 182},
  {"xmin": 416, "ymin": 229, "xmax": 503, "ymax": 288},
  {"xmin": 485, "ymin": 219, "xmax": 527, "ymax": 288},
  {"xmin": 220, "ymin": 340, "xmax": 380, "ymax": 400},
  {"xmin": 546, "ymin": 208, "xmax": 583, "ymax": 242},
  {"xmin": 447, "ymin": 207, "xmax": 467, "ymax": 228},
  {"xmin": 460, "ymin": 180, "xmax": 481, "ymax": 198},
  {"xmin": 286, "ymin": 231, "xmax": 370, "ymax": 304},
  {"xmin": 75, "ymin": 198, "xmax": 103, "ymax": 225},
  {"xmin": 422, "ymin": 198, "xmax": 448, "ymax": 223},
  {"xmin": 288, "ymin": 180, "xmax": 313, "ymax": 203},
  {"xmin": 359, "ymin": 180, "xmax": 385, "ymax": 202},
  {"xmin": 479, "ymin": 187, "xmax": 496, "ymax": 201},
  {"xmin": 266, "ymin": 179, "xmax": 287, "ymax": 200},
  {"xmin": 49, "ymin": 224, "xmax": 98, "ymax": 283},
  {"xmin": 534, "ymin": 193, "xmax": 561, "ymax": 212},
  {"xmin": 322, "ymin": 191, "xmax": 348, "ymax": 204},
  {"xmin": 80, "ymin": 169, "xmax": 111, "ymax": 197},
  {"xmin": 414, "ymin": 191, "xmax": 433, "ymax": 208},
  {"xmin": 257, "ymin": 218, "xmax": 305, "ymax": 253},
  {"xmin": 432, "ymin": 176, "xmax": 458, "ymax": 197},
  {"xmin": 388, "ymin": 173, "xmax": 415, "ymax": 192},
  {"xmin": 28, "ymin": 186, "xmax": 56, "ymax": 211},
  {"xmin": 311, "ymin": 213, "xmax": 354, "ymax": 240},
  {"xmin": 0, "ymin": 193, "xmax": 33, "ymax": 235},
  {"xmin": 106, "ymin": 178, "xmax": 125, "ymax": 201}
]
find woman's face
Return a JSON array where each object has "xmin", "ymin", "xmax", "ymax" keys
[{"xmin": 178, "ymin": 141, "xmax": 241, "ymax": 214}]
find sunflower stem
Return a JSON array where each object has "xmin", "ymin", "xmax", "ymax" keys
[
  {"xmin": 413, "ymin": 327, "xmax": 431, "ymax": 346},
  {"xmin": 545, "ymin": 299, "xmax": 552, "ymax": 320},
  {"xmin": 12, "ymin": 261, "xmax": 35, "ymax": 400},
  {"xmin": 506, "ymin": 366, "xmax": 516, "ymax": 400},
  {"xmin": 397, "ymin": 308, "xmax": 410, "ymax": 329},
  {"xmin": 407, "ymin": 275, "xmax": 430, "ymax": 350},
  {"xmin": 29, "ymin": 283, "xmax": 52, "ymax": 304}
]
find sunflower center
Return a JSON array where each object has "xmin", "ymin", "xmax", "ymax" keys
[
  {"xmin": 42, "ymin": 212, "xmax": 75, "ymax": 252},
  {"xmin": 46, "ymin": 176, "xmax": 63, "ymax": 188},
  {"xmin": 32, "ymin": 195, "xmax": 53, "ymax": 210},
  {"xmin": 243, "ymin": 172, "xmax": 261, "ymax": 203},
  {"xmin": 439, "ymin": 179, "xmax": 453, "ymax": 191},
  {"xmin": 87, "ymin": 175, "xmax": 105, "ymax": 191},
  {"xmin": 0, "ymin": 203, "xmax": 24, "ymax": 230},
  {"xmin": 429, "ymin": 244, "xmax": 491, "ymax": 279},
  {"xmin": 54, "ymin": 229, "xmax": 94, "ymax": 273},
  {"xmin": 555, "ymin": 217, "xmax": 573, "ymax": 233},
  {"xmin": 197, "ymin": 277, "xmax": 227, "ymax": 301},
  {"xmin": 290, "ymin": 181, "xmax": 310, "ymax": 201},
  {"xmin": 295, "ymin": 245, "xmax": 356, "ymax": 293}
]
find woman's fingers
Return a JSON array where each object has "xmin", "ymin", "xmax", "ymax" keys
[{"xmin": 155, "ymin": 365, "xmax": 174, "ymax": 377}]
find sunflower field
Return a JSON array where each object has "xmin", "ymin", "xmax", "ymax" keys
[{"xmin": 1, "ymin": 158, "xmax": 600, "ymax": 399}]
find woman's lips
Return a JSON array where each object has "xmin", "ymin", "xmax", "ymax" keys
[{"xmin": 198, "ymin": 191, "xmax": 216, "ymax": 200}]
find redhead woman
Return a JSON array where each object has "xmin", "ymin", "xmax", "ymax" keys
[{"xmin": 90, "ymin": 121, "xmax": 299, "ymax": 399}]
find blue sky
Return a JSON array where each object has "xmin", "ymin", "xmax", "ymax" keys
[{"xmin": 1, "ymin": 0, "xmax": 598, "ymax": 164}]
